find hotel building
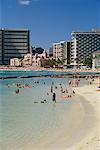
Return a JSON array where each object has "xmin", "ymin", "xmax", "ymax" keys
[
  {"xmin": 0, "ymin": 29, "xmax": 30, "ymax": 65},
  {"xmin": 0, "ymin": 30, "xmax": 2, "ymax": 65},
  {"xmin": 49, "ymin": 47, "xmax": 53, "ymax": 57},
  {"xmin": 53, "ymin": 41, "xmax": 71, "ymax": 65},
  {"xmin": 71, "ymin": 30, "xmax": 100, "ymax": 66},
  {"xmin": 92, "ymin": 51, "xmax": 100, "ymax": 70}
]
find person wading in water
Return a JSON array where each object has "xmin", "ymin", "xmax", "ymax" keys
[{"xmin": 52, "ymin": 92, "xmax": 56, "ymax": 103}]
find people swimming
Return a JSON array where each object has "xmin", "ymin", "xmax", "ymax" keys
[
  {"xmin": 47, "ymin": 92, "xmax": 49, "ymax": 95},
  {"xmin": 69, "ymin": 80, "xmax": 72, "ymax": 86},
  {"xmin": 55, "ymin": 86, "xmax": 57, "ymax": 89},
  {"xmin": 73, "ymin": 90, "xmax": 75, "ymax": 95},
  {"xmin": 66, "ymin": 88, "xmax": 68, "ymax": 93},
  {"xmin": 60, "ymin": 86, "xmax": 63, "ymax": 93},
  {"xmin": 15, "ymin": 89, "xmax": 19, "ymax": 94},
  {"xmin": 75, "ymin": 80, "xmax": 79, "ymax": 87},
  {"xmin": 51, "ymin": 85, "xmax": 53, "ymax": 93},
  {"xmin": 50, "ymin": 82, "xmax": 54, "ymax": 93}
]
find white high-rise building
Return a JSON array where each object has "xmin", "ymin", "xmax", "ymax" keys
[
  {"xmin": 71, "ymin": 30, "xmax": 100, "ymax": 66},
  {"xmin": 53, "ymin": 41, "xmax": 67, "ymax": 65},
  {"xmin": 92, "ymin": 51, "xmax": 100, "ymax": 70}
]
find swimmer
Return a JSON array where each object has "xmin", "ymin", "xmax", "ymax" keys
[
  {"xmin": 66, "ymin": 88, "xmax": 68, "ymax": 93},
  {"xmin": 47, "ymin": 92, "xmax": 49, "ymax": 95},
  {"xmin": 44, "ymin": 99, "xmax": 47, "ymax": 103},
  {"xmin": 51, "ymin": 85, "xmax": 53, "ymax": 93},
  {"xmin": 55, "ymin": 86, "xmax": 57, "ymax": 89},
  {"xmin": 73, "ymin": 90, "xmax": 75, "ymax": 95},
  {"xmin": 69, "ymin": 80, "xmax": 72, "ymax": 86},
  {"xmin": 41, "ymin": 101, "xmax": 44, "ymax": 103},
  {"xmin": 15, "ymin": 89, "xmax": 19, "ymax": 94}
]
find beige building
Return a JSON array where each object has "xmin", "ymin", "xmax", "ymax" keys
[
  {"xmin": 53, "ymin": 41, "xmax": 67, "ymax": 65},
  {"xmin": 22, "ymin": 53, "xmax": 32, "ymax": 66},
  {"xmin": 32, "ymin": 51, "xmax": 47, "ymax": 67},
  {"xmin": 32, "ymin": 56, "xmax": 41, "ymax": 67},
  {"xmin": 10, "ymin": 58, "xmax": 21, "ymax": 67},
  {"xmin": 22, "ymin": 50, "xmax": 47, "ymax": 67}
]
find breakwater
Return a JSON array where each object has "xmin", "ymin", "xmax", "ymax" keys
[{"xmin": 0, "ymin": 70, "xmax": 100, "ymax": 79}]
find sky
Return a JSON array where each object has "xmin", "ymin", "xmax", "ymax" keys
[{"xmin": 0, "ymin": 0, "xmax": 100, "ymax": 49}]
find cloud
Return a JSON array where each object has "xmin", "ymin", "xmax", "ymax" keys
[
  {"xmin": 19, "ymin": 0, "xmax": 39, "ymax": 5},
  {"xmin": 19, "ymin": 0, "xmax": 31, "ymax": 5}
]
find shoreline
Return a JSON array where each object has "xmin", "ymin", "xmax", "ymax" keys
[
  {"xmin": 0, "ymin": 66, "xmax": 100, "ymax": 73},
  {"xmin": 26, "ymin": 84, "xmax": 100, "ymax": 150},
  {"xmin": 70, "ymin": 84, "xmax": 100, "ymax": 150}
]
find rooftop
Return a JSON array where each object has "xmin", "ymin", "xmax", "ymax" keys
[
  {"xmin": 71, "ymin": 29, "xmax": 100, "ymax": 35},
  {"xmin": 0, "ymin": 28, "xmax": 30, "ymax": 31}
]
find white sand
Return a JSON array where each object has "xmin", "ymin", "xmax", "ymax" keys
[{"xmin": 70, "ymin": 84, "xmax": 100, "ymax": 150}]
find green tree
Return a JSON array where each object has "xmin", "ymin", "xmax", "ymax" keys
[
  {"xmin": 83, "ymin": 57, "xmax": 92, "ymax": 68},
  {"xmin": 41, "ymin": 59, "xmax": 54, "ymax": 68},
  {"xmin": 31, "ymin": 47, "xmax": 44, "ymax": 54},
  {"xmin": 56, "ymin": 58, "xmax": 66, "ymax": 67}
]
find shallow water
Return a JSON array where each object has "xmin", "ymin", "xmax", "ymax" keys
[{"xmin": 0, "ymin": 77, "xmax": 89, "ymax": 150}]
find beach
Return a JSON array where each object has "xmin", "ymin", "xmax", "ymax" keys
[
  {"xmin": 72, "ymin": 84, "xmax": 100, "ymax": 150},
  {"xmin": 0, "ymin": 75, "xmax": 100, "ymax": 150}
]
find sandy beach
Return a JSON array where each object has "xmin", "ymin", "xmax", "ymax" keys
[{"xmin": 71, "ymin": 84, "xmax": 100, "ymax": 150}]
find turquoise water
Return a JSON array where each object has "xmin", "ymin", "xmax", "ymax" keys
[
  {"xmin": 0, "ymin": 77, "xmax": 88, "ymax": 149},
  {"xmin": 0, "ymin": 70, "xmax": 100, "ymax": 78},
  {"xmin": 0, "ymin": 70, "xmax": 72, "ymax": 78}
]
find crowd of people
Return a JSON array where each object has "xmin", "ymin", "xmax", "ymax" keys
[
  {"xmin": 5, "ymin": 78, "xmax": 79, "ymax": 103},
  {"xmin": 5, "ymin": 75, "xmax": 100, "ymax": 104},
  {"xmin": 50, "ymin": 79, "xmax": 79, "ymax": 103}
]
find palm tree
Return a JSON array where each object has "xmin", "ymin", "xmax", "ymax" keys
[
  {"xmin": 83, "ymin": 57, "xmax": 92, "ymax": 68},
  {"xmin": 57, "ymin": 58, "xmax": 67, "ymax": 67}
]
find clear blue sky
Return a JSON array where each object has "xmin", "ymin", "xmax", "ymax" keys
[{"xmin": 0, "ymin": 0, "xmax": 100, "ymax": 49}]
